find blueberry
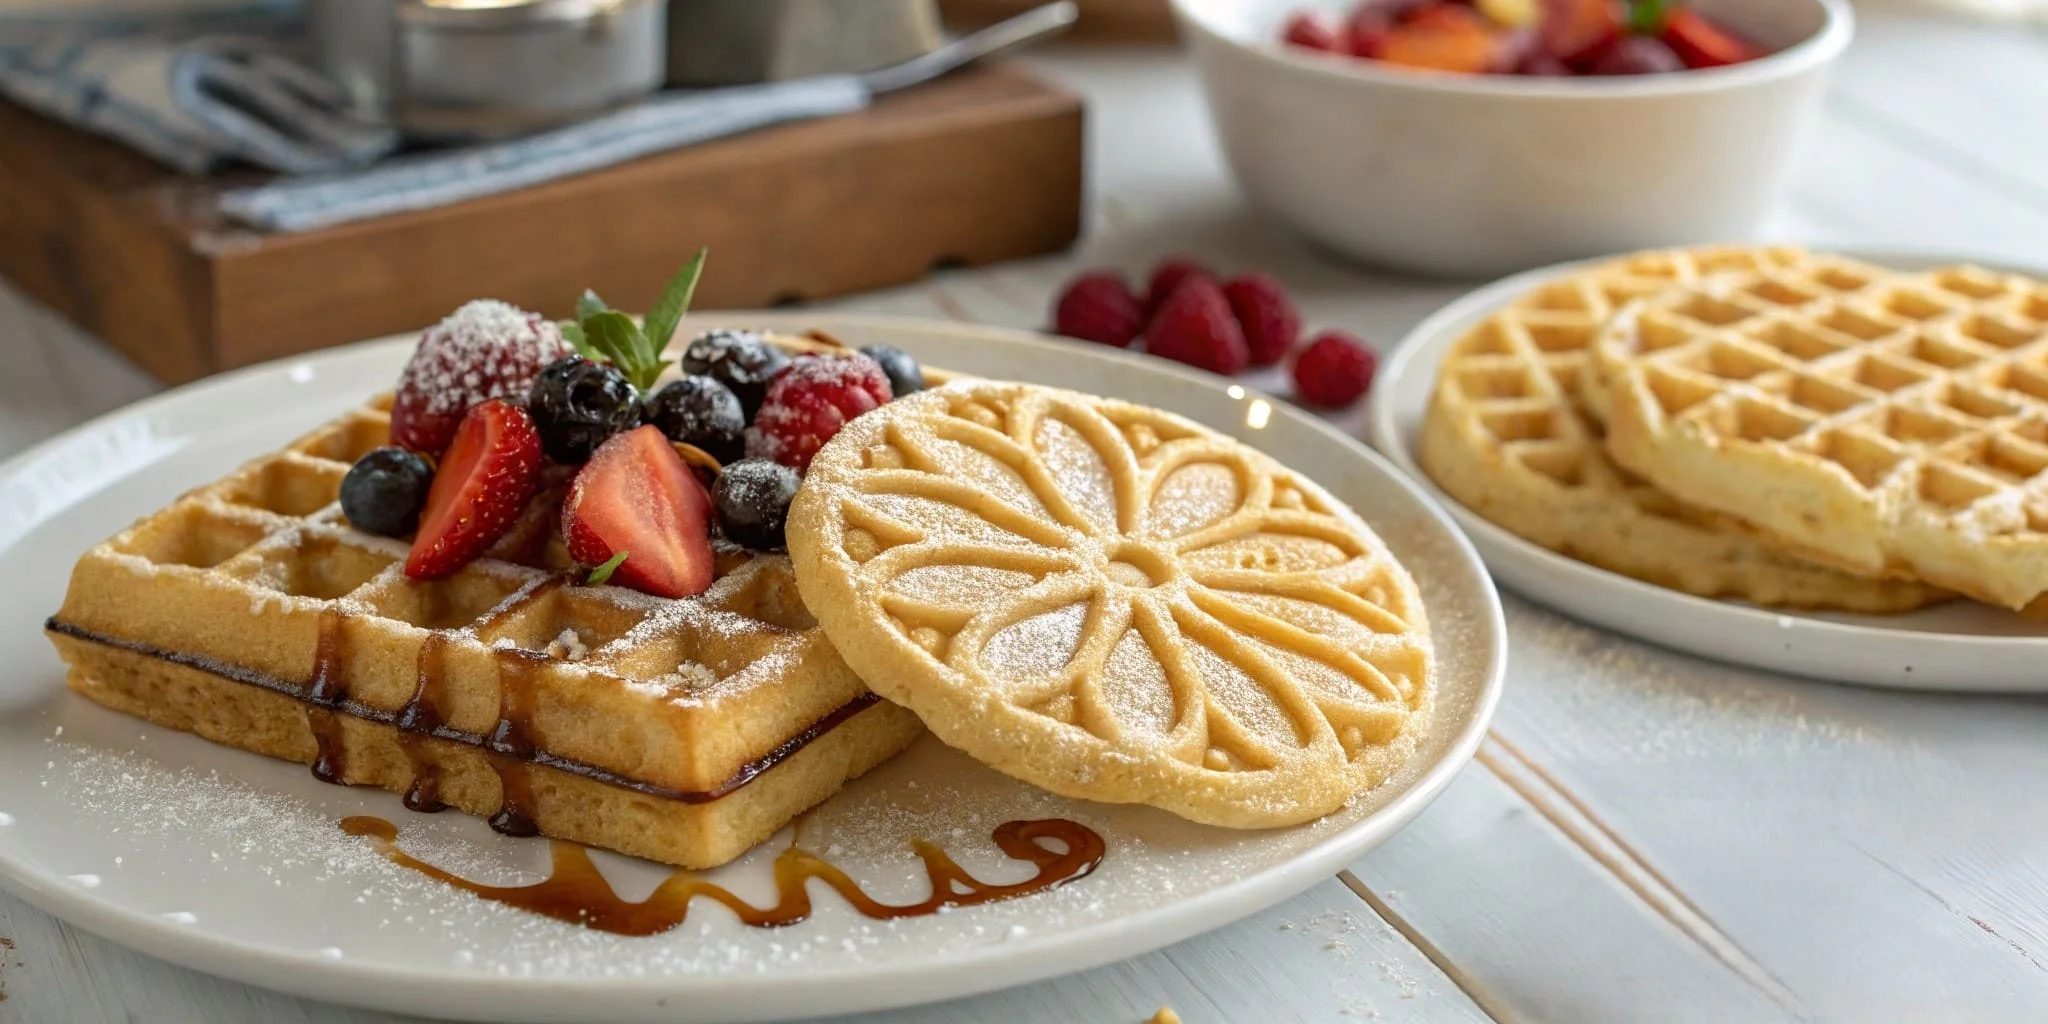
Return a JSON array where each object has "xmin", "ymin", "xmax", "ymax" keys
[
  {"xmin": 857, "ymin": 344, "xmax": 926, "ymax": 398},
  {"xmin": 340, "ymin": 447, "xmax": 434, "ymax": 537},
  {"xmin": 680, "ymin": 330, "xmax": 789, "ymax": 420},
  {"xmin": 528, "ymin": 357, "xmax": 640, "ymax": 464},
  {"xmin": 714, "ymin": 459, "xmax": 800, "ymax": 551},
  {"xmin": 645, "ymin": 376, "xmax": 745, "ymax": 464}
]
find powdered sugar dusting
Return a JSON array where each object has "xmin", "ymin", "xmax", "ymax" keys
[
  {"xmin": 660, "ymin": 661, "xmax": 718, "ymax": 691},
  {"xmin": 980, "ymin": 602, "xmax": 1088, "ymax": 679},
  {"xmin": 399, "ymin": 301, "xmax": 568, "ymax": 418},
  {"xmin": 544, "ymin": 629, "xmax": 590, "ymax": 663}
]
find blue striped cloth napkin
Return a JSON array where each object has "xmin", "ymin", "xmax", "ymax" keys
[{"xmin": 0, "ymin": 0, "xmax": 397, "ymax": 175}]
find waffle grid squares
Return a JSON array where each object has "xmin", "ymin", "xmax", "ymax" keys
[
  {"xmin": 49, "ymin": 356, "xmax": 925, "ymax": 866},
  {"xmin": 1598, "ymin": 261, "xmax": 2048, "ymax": 607},
  {"xmin": 1419, "ymin": 247, "xmax": 1946, "ymax": 611}
]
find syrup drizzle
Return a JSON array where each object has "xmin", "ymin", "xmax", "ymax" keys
[
  {"xmin": 339, "ymin": 815, "xmax": 1106, "ymax": 936},
  {"xmin": 43, "ymin": 619, "xmax": 877, "ymax": 804},
  {"xmin": 306, "ymin": 609, "xmax": 351, "ymax": 784},
  {"xmin": 485, "ymin": 651, "xmax": 545, "ymax": 837},
  {"xmin": 397, "ymin": 633, "xmax": 450, "ymax": 813},
  {"xmin": 475, "ymin": 577, "xmax": 564, "ymax": 838}
]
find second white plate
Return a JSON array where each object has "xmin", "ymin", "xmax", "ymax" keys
[{"xmin": 1367, "ymin": 250, "xmax": 2047, "ymax": 692}]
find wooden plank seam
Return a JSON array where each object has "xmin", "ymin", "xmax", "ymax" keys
[
  {"xmin": 1336, "ymin": 870, "xmax": 1513, "ymax": 1024},
  {"xmin": 1473, "ymin": 732, "xmax": 1808, "ymax": 1016}
]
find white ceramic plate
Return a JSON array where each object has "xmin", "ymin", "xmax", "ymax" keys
[
  {"xmin": 1367, "ymin": 252, "xmax": 2046, "ymax": 692},
  {"xmin": 0, "ymin": 316, "xmax": 1505, "ymax": 1024}
]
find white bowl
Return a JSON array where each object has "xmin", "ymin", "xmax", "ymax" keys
[{"xmin": 1170, "ymin": 0, "xmax": 1853, "ymax": 278}]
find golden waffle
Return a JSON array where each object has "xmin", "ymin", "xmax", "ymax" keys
[
  {"xmin": 45, "ymin": 335, "xmax": 937, "ymax": 870},
  {"xmin": 1594, "ymin": 261, "xmax": 2048, "ymax": 609},
  {"xmin": 789, "ymin": 381, "xmax": 1432, "ymax": 828},
  {"xmin": 1420, "ymin": 247, "xmax": 1943, "ymax": 610}
]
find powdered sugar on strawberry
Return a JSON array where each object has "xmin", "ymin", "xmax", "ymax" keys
[{"xmin": 390, "ymin": 300, "xmax": 570, "ymax": 455}]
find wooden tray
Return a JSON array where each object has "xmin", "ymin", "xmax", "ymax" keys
[{"xmin": 0, "ymin": 62, "xmax": 1084, "ymax": 385}]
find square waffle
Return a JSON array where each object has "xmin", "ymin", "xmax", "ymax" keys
[
  {"xmin": 1594, "ymin": 263, "xmax": 2048, "ymax": 610},
  {"xmin": 46, "ymin": 350, "xmax": 931, "ymax": 870}
]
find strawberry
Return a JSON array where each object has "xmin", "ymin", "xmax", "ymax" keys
[
  {"xmin": 1221, "ymin": 273, "xmax": 1302, "ymax": 367},
  {"xmin": 1660, "ymin": 9, "xmax": 1763, "ymax": 70},
  {"xmin": 404, "ymin": 400, "xmax": 544, "ymax": 580},
  {"xmin": 389, "ymin": 300, "xmax": 570, "ymax": 457},
  {"xmin": 561, "ymin": 426, "xmax": 716, "ymax": 599},
  {"xmin": 1146, "ymin": 277, "xmax": 1250, "ymax": 376},
  {"xmin": 1539, "ymin": 0, "xmax": 1624, "ymax": 65}
]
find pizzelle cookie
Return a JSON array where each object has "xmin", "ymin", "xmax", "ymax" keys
[
  {"xmin": 1420, "ymin": 246, "xmax": 1945, "ymax": 611},
  {"xmin": 788, "ymin": 381, "xmax": 1433, "ymax": 828}
]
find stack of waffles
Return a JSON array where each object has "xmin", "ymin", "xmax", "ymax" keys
[
  {"xmin": 1422, "ymin": 246, "xmax": 2048, "ymax": 616},
  {"xmin": 46, "ymin": 337, "xmax": 929, "ymax": 870}
]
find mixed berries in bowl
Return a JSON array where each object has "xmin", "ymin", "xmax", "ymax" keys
[
  {"xmin": 1168, "ymin": 0, "xmax": 1851, "ymax": 276},
  {"xmin": 337, "ymin": 252, "xmax": 929, "ymax": 601},
  {"xmin": 1282, "ymin": 1, "xmax": 1769, "ymax": 78}
]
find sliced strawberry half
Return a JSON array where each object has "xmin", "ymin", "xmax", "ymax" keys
[
  {"xmin": 561, "ymin": 425, "xmax": 716, "ymax": 599},
  {"xmin": 404, "ymin": 400, "xmax": 544, "ymax": 580},
  {"xmin": 1660, "ymin": 9, "xmax": 1763, "ymax": 70},
  {"xmin": 1539, "ymin": 0, "xmax": 1623, "ymax": 64}
]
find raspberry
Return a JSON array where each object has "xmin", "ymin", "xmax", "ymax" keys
[
  {"xmin": 1146, "ymin": 257, "xmax": 1215, "ymax": 314},
  {"xmin": 390, "ymin": 300, "xmax": 569, "ymax": 456},
  {"xmin": 1146, "ymin": 277, "xmax": 1250, "ymax": 376},
  {"xmin": 750, "ymin": 354, "xmax": 894, "ymax": 471},
  {"xmin": 1221, "ymin": 273, "xmax": 1301, "ymax": 367},
  {"xmin": 1292, "ymin": 331, "xmax": 1378, "ymax": 408},
  {"xmin": 1053, "ymin": 271, "xmax": 1144, "ymax": 348},
  {"xmin": 1282, "ymin": 10, "xmax": 1342, "ymax": 51}
]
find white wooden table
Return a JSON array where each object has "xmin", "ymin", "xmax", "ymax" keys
[{"xmin": 5, "ymin": 14, "xmax": 2048, "ymax": 1023}]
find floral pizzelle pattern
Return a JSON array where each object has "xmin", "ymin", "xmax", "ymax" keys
[{"xmin": 806, "ymin": 383, "xmax": 1430, "ymax": 803}]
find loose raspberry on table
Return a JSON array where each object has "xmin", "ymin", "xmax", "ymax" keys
[
  {"xmin": 1053, "ymin": 271, "xmax": 1145, "ymax": 348},
  {"xmin": 1146, "ymin": 257, "xmax": 1215, "ymax": 314},
  {"xmin": 390, "ymin": 300, "xmax": 569, "ymax": 456},
  {"xmin": 750, "ymin": 354, "xmax": 894, "ymax": 471},
  {"xmin": 1222, "ymin": 273, "xmax": 1302, "ymax": 367},
  {"xmin": 1146, "ymin": 276, "xmax": 1250, "ymax": 376},
  {"xmin": 1292, "ymin": 331, "xmax": 1378, "ymax": 408}
]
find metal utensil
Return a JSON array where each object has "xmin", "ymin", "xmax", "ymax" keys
[
  {"xmin": 856, "ymin": 1, "xmax": 1075, "ymax": 94},
  {"xmin": 665, "ymin": 0, "xmax": 945, "ymax": 86},
  {"xmin": 307, "ymin": 0, "xmax": 668, "ymax": 141},
  {"xmin": 226, "ymin": 3, "xmax": 1078, "ymax": 231}
]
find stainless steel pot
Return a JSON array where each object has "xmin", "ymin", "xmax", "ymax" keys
[
  {"xmin": 307, "ymin": 0, "xmax": 667, "ymax": 141},
  {"xmin": 663, "ymin": 0, "xmax": 943, "ymax": 86}
]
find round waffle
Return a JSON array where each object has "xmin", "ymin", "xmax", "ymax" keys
[
  {"xmin": 788, "ymin": 381, "xmax": 1433, "ymax": 828},
  {"xmin": 1592, "ymin": 261, "xmax": 2048, "ymax": 610},
  {"xmin": 1420, "ymin": 247, "xmax": 1945, "ymax": 611}
]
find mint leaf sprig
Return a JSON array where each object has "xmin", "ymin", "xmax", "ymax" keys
[
  {"xmin": 586, "ymin": 550, "xmax": 630, "ymax": 587},
  {"xmin": 1627, "ymin": 0, "xmax": 1675, "ymax": 33},
  {"xmin": 559, "ymin": 249, "xmax": 707, "ymax": 393}
]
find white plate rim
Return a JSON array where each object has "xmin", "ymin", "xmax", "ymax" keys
[
  {"xmin": 0, "ymin": 315, "xmax": 1508, "ymax": 1021},
  {"xmin": 1366, "ymin": 248, "xmax": 2048, "ymax": 692}
]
